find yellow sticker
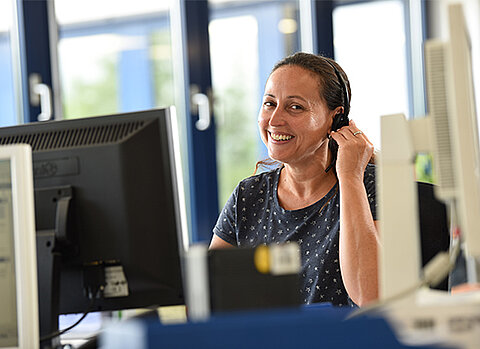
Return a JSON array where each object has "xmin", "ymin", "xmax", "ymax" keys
[{"xmin": 254, "ymin": 245, "xmax": 270, "ymax": 274}]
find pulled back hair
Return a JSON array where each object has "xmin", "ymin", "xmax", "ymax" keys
[
  {"xmin": 255, "ymin": 52, "xmax": 353, "ymax": 174},
  {"xmin": 271, "ymin": 52, "xmax": 351, "ymax": 116}
]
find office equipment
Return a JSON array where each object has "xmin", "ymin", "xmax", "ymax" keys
[
  {"xmin": 379, "ymin": 2, "xmax": 480, "ymax": 299},
  {"xmin": 208, "ymin": 244, "xmax": 301, "ymax": 312},
  {"xmin": 100, "ymin": 306, "xmax": 447, "ymax": 349},
  {"xmin": 184, "ymin": 243, "xmax": 301, "ymax": 321},
  {"xmin": 0, "ymin": 108, "xmax": 187, "ymax": 345},
  {"xmin": 0, "ymin": 144, "xmax": 39, "ymax": 349},
  {"xmin": 376, "ymin": 3, "xmax": 480, "ymax": 348},
  {"xmin": 426, "ymin": 3, "xmax": 480, "ymax": 277},
  {"xmin": 417, "ymin": 182, "xmax": 450, "ymax": 291}
]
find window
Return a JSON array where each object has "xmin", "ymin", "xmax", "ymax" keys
[
  {"xmin": 333, "ymin": 0, "xmax": 409, "ymax": 149},
  {"xmin": 209, "ymin": 0, "xmax": 301, "ymax": 206},
  {"xmin": 0, "ymin": 0, "xmax": 18, "ymax": 127},
  {"xmin": 54, "ymin": 0, "xmax": 174, "ymax": 118}
]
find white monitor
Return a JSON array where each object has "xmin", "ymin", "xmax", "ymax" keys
[
  {"xmin": 0, "ymin": 144, "xmax": 39, "ymax": 349},
  {"xmin": 379, "ymin": 2, "xmax": 480, "ymax": 300},
  {"xmin": 426, "ymin": 2, "xmax": 480, "ymax": 280}
]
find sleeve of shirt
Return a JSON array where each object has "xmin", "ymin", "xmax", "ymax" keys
[
  {"xmin": 212, "ymin": 184, "xmax": 239, "ymax": 246},
  {"xmin": 363, "ymin": 164, "xmax": 377, "ymax": 221}
]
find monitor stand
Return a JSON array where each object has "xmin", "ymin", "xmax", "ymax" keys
[{"xmin": 35, "ymin": 186, "xmax": 73, "ymax": 349}]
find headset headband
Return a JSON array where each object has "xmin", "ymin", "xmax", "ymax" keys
[{"xmin": 326, "ymin": 60, "xmax": 350, "ymax": 116}]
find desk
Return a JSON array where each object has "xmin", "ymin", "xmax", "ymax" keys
[{"xmin": 101, "ymin": 305, "xmax": 448, "ymax": 348}]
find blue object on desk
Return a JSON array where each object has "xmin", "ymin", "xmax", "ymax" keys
[{"xmin": 101, "ymin": 306, "xmax": 447, "ymax": 349}]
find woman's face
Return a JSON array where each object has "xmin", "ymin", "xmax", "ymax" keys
[{"xmin": 258, "ymin": 65, "xmax": 336, "ymax": 166}]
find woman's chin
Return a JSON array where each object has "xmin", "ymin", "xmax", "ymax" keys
[
  {"xmin": 268, "ymin": 153, "xmax": 289, "ymax": 164},
  {"xmin": 268, "ymin": 152, "xmax": 281, "ymax": 162}
]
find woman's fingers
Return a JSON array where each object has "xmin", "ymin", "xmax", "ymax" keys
[
  {"xmin": 331, "ymin": 120, "xmax": 372, "ymax": 145},
  {"xmin": 329, "ymin": 119, "xmax": 374, "ymax": 178}
]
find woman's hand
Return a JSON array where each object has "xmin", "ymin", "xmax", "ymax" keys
[
  {"xmin": 330, "ymin": 120, "xmax": 374, "ymax": 182},
  {"xmin": 331, "ymin": 120, "xmax": 379, "ymax": 306}
]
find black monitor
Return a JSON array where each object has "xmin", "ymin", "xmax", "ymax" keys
[{"xmin": 0, "ymin": 108, "xmax": 185, "ymax": 341}]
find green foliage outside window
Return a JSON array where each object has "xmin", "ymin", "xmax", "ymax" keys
[
  {"xmin": 415, "ymin": 153, "xmax": 435, "ymax": 184},
  {"xmin": 215, "ymin": 85, "xmax": 258, "ymax": 207},
  {"xmin": 62, "ymin": 57, "xmax": 118, "ymax": 119},
  {"xmin": 151, "ymin": 30, "xmax": 175, "ymax": 108}
]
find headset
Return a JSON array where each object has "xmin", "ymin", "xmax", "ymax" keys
[{"xmin": 325, "ymin": 60, "xmax": 350, "ymax": 173}]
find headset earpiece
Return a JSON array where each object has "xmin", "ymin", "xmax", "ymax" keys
[
  {"xmin": 325, "ymin": 60, "xmax": 350, "ymax": 173},
  {"xmin": 331, "ymin": 112, "xmax": 347, "ymax": 131}
]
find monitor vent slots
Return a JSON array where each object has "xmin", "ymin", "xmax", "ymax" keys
[
  {"xmin": 0, "ymin": 120, "xmax": 146, "ymax": 151},
  {"xmin": 425, "ymin": 40, "xmax": 456, "ymax": 195}
]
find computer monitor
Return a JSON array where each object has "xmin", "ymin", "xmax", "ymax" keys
[
  {"xmin": 0, "ymin": 144, "xmax": 39, "ymax": 349},
  {"xmin": 378, "ymin": 3, "xmax": 480, "ymax": 300},
  {"xmin": 0, "ymin": 108, "xmax": 187, "ymax": 341},
  {"xmin": 426, "ymin": 3, "xmax": 480, "ymax": 271}
]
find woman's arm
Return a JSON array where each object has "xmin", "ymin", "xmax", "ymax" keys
[
  {"xmin": 209, "ymin": 186, "xmax": 239, "ymax": 250},
  {"xmin": 209, "ymin": 234, "xmax": 235, "ymax": 249},
  {"xmin": 330, "ymin": 120, "xmax": 380, "ymax": 306},
  {"xmin": 338, "ymin": 179, "xmax": 380, "ymax": 306}
]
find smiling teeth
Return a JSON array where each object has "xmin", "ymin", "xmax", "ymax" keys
[{"xmin": 271, "ymin": 133, "xmax": 293, "ymax": 141}]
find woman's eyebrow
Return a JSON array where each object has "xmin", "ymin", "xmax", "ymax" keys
[
  {"xmin": 286, "ymin": 95, "xmax": 307, "ymax": 102},
  {"xmin": 264, "ymin": 93, "xmax": 307, "ymax": 102}
]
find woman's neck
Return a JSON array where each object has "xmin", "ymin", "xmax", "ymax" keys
[{"xmin": 277, "ymin": 162, "xmax": 337, "ymax": 210}]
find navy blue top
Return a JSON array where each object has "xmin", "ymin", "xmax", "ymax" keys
[{"xmin": 213, "ymin": 164, "xmax": 377, "ymax": 306}]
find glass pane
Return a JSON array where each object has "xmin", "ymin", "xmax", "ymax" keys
[
  {"xmin": 54, "ymin": 0, "xmax": 174, "ymax": 119},
  {"xmin": 209, "ymin": 0, "xmax": 300, "ymax": 207},
  {"xmin": 54, "ymin": 0, "xmax": 177, "ymax": 340},
  {"xmin": 0, "ymin": 0, "xmax": 18, "ymax": 127},
  {"xmin": 333, "ymin": 0, "xmax": 409, "ymax": 149}
]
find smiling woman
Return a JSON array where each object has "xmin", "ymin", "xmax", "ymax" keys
[
  {"xmin": 210, "ymin": 52, "xmax": 379, "ymax": 307},
  {"xmin": 258, "ymin": 65, "xmax": 335, "ymax": 167}
]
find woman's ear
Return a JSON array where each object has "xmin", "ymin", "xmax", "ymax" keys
[
  {"xmin": 330, "ymin": 107, "xmax": 349, "ymax": 133},
  {"xmin": 329, "ymin": 106, "xmax": 344, "ymax": 123},
  {"xmin": 328, "ymin": 109, "xmax": 339, "ymax": 127}
]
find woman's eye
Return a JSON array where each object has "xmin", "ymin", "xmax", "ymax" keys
[
  {"xmin": 263, "ymin": 101, "xmax": 275, "ymax": 108},
  {"xmin": 291, "ymin": 104, "xmax": 304, "ymax": 111}
]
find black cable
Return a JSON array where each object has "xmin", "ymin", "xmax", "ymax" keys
[{"xmin": 40, "ymin": 290, "xmax": 98, "ymax": 344}]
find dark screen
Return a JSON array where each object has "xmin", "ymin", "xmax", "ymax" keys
[{"xmin": 0, "ymin": 109, "xmax": 184, "ymax": 320}]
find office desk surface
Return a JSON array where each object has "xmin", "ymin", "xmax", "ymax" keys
[{"xmin": 101, "ymin": 305, "xmax": 450, "ymax": 349}]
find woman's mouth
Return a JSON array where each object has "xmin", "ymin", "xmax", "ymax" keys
[{"xmin": 269, "ymin": 132, "xmax": 294, "ymax": 142}]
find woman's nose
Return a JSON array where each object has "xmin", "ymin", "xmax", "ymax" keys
[{"xmin": 269, "ymin": 107, "xmax": 285, "ymax": 126}]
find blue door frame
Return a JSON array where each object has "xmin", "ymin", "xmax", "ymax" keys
[
  {"xmin": 184, "ymin": 0, "xmax": 219, "ymax": 242},
  {"xmin": 18, "ymin": 0, "xmax": 54, "ymax": 123}
]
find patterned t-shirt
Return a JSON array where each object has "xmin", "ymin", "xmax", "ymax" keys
[{"xmin": 213, "ymin": 164, "xmax": 377, "ymax": 306}]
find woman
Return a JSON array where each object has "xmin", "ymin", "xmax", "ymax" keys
[{"xmin": 210, "ymin": 52, "xmax": 379, "ymax": 307}]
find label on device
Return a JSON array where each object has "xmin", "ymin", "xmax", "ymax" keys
[
  {"xmin": 269, "ymin": 243, "xmax": 301, "ymax": 275},
  {"xmin": 103, "ymin": 265, "xmax": 129, "ymax": 298},
  {"xmin": 254, "ymin": 243, "xmax": 300, "ymax": 275}
]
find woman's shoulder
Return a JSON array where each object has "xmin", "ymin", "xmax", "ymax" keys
[
  {"xmin": 238, "ymin": 168, "xmax": 279, "ymax": 186},
  {"xmin": 235, "ymin": 168, "xmax": 279, "ymax": 196}
]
